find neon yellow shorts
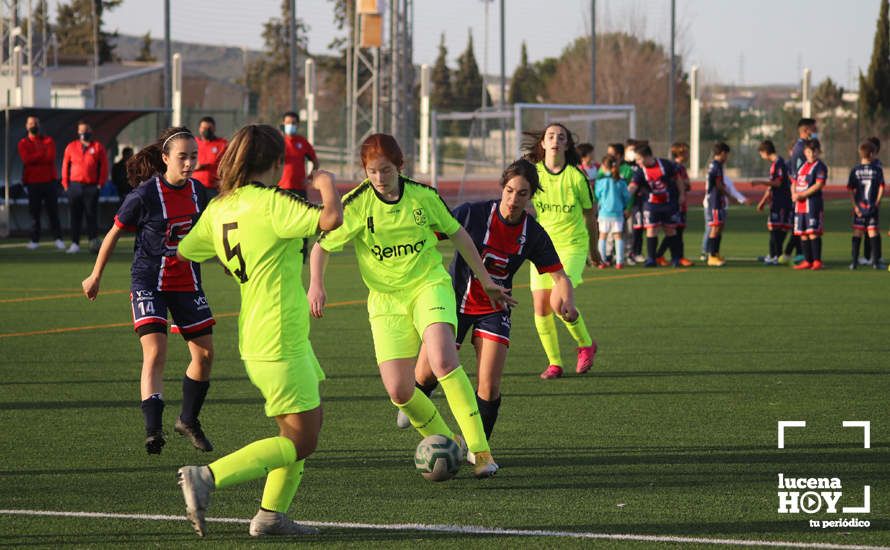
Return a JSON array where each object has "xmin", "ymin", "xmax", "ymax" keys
[
  {"xmin": 368, "ymin": 280, "xmax": 457, "ymax": 364},
  {"xmin": 530, "ymin": 248, "xmax": 586, "ymax": 290},
  {"xmin": 244, "ymin": 350, "xmax": 325, "ymax": 417}
]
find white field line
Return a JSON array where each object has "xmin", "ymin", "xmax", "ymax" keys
[{"xmin": 0, "ymin": 509, "xmax": 886, "ymax": 549}]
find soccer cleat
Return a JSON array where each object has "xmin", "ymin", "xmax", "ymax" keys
[
  {"xmin": 614, "ymin": 263, "xmax": 624, "ymax": 270},
  {"xmin": 540, "ymin": 365, "xmax": 563, "ymax": 379},
  {"xmin": 643, "ymin": 259, "xmax": 657, "ymax": 268},
  {"xmin": 849, "ymin": 261, "xmax": 858, "ymax": 270},
  {"xmin": 175, "ymin": 418, "xmax": 214, "ymax": 452},
  {"xmin": 858, "ymin": 256, "xmax": 870, "ymax": 266},
  {"xmin": 472, "ymin": 451, "xmax": 499, "ymax": 478},
  {"xmin": 177, "ymin": 465, "xmax": 214, "ymax": 537},
  {"xmin": 249, "ymin": 510, "xmax": 319, "ymax": 537},
  {"xmin": 777, "ymin": 254, "xmax": 791, "ymax": 265},
  {"xmin": 810, "ymin": 260, "xmax": 824, "ymax": 271},
  {"xmin": 792, "ymin": 254, "xmax": 805, "ymax": 263},
  {"xmin": 632, "ymin": 254, "xmax": 646, "ymax": 263},
  {"xmin": 89, "ymin": 238, "xmax": 101, "ymax": 254},
  {"xmin": 145, "ymin": 430, "xmax": 166, "ymax": 454},
  {"xmin": 66, "ymin": 242, "xmax": 80, "ymax": 254},
  {"xmin": 26, "ymin": 241, "xmax": 39, "ymax": 250},
  {"xmin": 576, "ymin": 343, "xmax": 598, "ymax": 374},
  {"xmin": 597, "ymin": 262, "xmax": 610, "ymax": 270},
  {"xmin": 625, "ymin": 256, "xmax": 637, "ymax": 266},
  {"xmin": 793, "ymin": 261, "xmax": 812, "ymax": 270},
  {"xmin": 874, "ymin": 261, "xmax": 886, "ymax": 270},
  {"xmin": 655, "ymin": 256, "xmax": 670, "ymax": 267},
  {"xmin": 396, "ymin": 409, "xmax": 411, "ymax": 429},
  {"xmin": 678, "ymin": 257, "xmax": 694, "ymax": 267},
  {"xmin": 699, "ymin": 253, "xmax": 708, "ymax": 261},
  {"xmin": 707, "ymin": 255, "xmax": 725, "ymax": 267},
  {"xmin": 54, "ymin": 239, "xmax": 66, "ymax": 250}
]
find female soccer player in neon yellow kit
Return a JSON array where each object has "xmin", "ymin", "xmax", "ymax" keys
[
  {"xmin": 526, "ymin": 123, "xmax": 599, "ymax": 380},
  {"xmin": 176, "ymin": 124, "xmax": 342, "ymax": 538},
  {"xmin": 308, "ymin": 133, "xmax": 514, "ymax": 478}
]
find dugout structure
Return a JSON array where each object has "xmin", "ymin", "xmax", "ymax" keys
[{"xmin": 428, "ymin": 103, "xmax": 636, "ymax": 201}]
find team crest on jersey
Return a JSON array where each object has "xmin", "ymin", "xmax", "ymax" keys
[
  {"xmin": 518, "ymin": 234, "xmax": 527, "ymax": 245},
  {"xmin": 413, "ymin": 208, "xmax": 427, "ymax": 225},
  {"xmin": 212, "ymin": 146, "xmax": 218, "ymax": 153}
]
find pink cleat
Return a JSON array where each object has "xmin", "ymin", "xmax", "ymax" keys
[
  {"xmin": 576, "ymin": 342, "xmax": 598, "ymax": 374},
  {"xmin": 539, "ymin": 365, "xmax": 563, "ymax": 379}
]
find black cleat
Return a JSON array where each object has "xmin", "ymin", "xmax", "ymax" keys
[
  {"xmin": 146, "ymin": 430, "xmax": 166, "ymax": 454},
  {"xmin": 175, "ymin": 418, "xmax": 214, "ymax": 452}
]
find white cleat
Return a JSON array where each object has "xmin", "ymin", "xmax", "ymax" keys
[
  {"xmin": 26, "ymin": 241, "xmax": 39, "ymax": 250},
  {"xmin": 396, "ymin": 409, "xmax": 411, "ymax": 429},
  {"xmin": 472, "ymin": 451, "xmax": 499, "ymax": 478},
  {"xmin": 54, "ymin": 239, "xmax": 66, "ymax": 250},
  {"xmin": 249, "ymin": 510, "xmax": 319, "ymax": 536},
  {"xmin": 177, "ymin": 465, "xmax": 214, "ymax": 537},
  {"xmin": 66, "ymin": 243, "xmax": 80, "ymax": 254}
]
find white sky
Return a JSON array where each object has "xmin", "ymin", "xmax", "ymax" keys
[{"xmin": 44, "ymin": 0, "xmax": 883, "ymax": 88}]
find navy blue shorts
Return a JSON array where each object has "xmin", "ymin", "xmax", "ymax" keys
[
  {"xmin": 643, "ymin": 206, "xmax": 680, "ymax": 229},
  {"xmin": 705, "ymin": 206, "xmax": 727, "ymax": 227},
  {"xmin": 852, "ymin": 208, "xmax": 880, "ymax": 231},
  {"xmin": 794, "ymin": 209, "xmax": 824, "ymax": 236},
  {"xmin": 131, "ymin": 289, "xmax": 215, "ymax": 339},
  {"xmin": 768, "ymin": 206, "xmax": 792, "ymax": 230},
  {"xmin": 456, "ymin": 310, "xmax": 512, "ymax": 347}
]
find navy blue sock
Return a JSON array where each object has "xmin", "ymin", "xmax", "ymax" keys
[
  {"xmin": 872, "ymin": 235, "xmax": 882, "ymax": 263},
  {"xmin": 416, "ymin": 380, "xmax": 438, "ymax": 397},
  {"xmin": 714, "ymin": 234, "xmax": 722, "ymax": 254},
  {"xmin": 812, "ymin": 237, "xmax": 822, "ymax": 261},
  {"xmin": 852, "ymin": 236, "xmax": 861, "ymax": 262},
  {"xmin": 646, "ymin": 236, "xmax": 657, "ymax": 259},
  {"xmin": 475, "ymin": 394, "xmax": 501, "ymax": 440},
  {"xmin": 180, "ymin": 376, "xmax": 210, "ymax": 424},
  {"xmin": 803, "ymin": 239, "xmax": 814, "ymax": 263},
  {"xmin": 141, "ymin": 394, "xmax": 164, "ymax": 434}
]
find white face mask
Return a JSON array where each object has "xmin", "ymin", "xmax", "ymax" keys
[
  {"xmin": 283, "ymin": 123, "xmax": 297, "ymax": 136},
  {"xmin": 624, "ymin": 150, "xmax": 636, "ymax": 162}
]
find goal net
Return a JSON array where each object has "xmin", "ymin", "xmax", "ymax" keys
[{"xmin": 428, "ymin": 103, "xmax": 636, "ymax": 203}]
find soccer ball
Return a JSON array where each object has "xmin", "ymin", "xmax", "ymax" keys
[{"xmin": 414, "ymin": 434, "xmax": 461, "ymax": 482}]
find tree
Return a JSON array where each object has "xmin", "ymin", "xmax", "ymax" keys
[
  {"xmin": 813, "ymin": 77, "xmax": 845, "ymax": 114},
  {"xmin": 860, "ymin": 0, "xmax": 890, "ymax": 128},
  {"xmin": 452, "ymin": 31, "xmax": 485, "ymax": 112},
  {"xmin": 509, "ymin": 41, "xmax": 543, "ymax": 104},
  {"xmin": 54, "ymin": 0, "xmax": 122, "ymax": 64},
  {"xmin": 430, "ymin": 33, "xmax": 454, "ymax": 112},
  {"xmin": 245, "ymin": 0, "xmax": 310, "ymax": 120},
  {"xmin": 135, "ymin": 31, "xmax": 155, "ymax": 63}
]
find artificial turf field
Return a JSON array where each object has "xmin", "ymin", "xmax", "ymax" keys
[{"xmin": 0, "ymin": 199, "xmax": 888, "ymax": 549}]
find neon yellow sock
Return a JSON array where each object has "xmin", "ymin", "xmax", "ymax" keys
[
  {"xmin": 561, "ymin": 311, "xmax": 593, "ymax": 347},
  {"xmin": 208, "ymin": 436, "xmax": 296, "ymax": 490},
  {"xmin": 393, "ymin": 387, "xmax": 454, "ymax": 438},
  {"xmin": 260, "ymin": 459, "xmax": 305, "ymax": 513},
  {"xmin": 534, "ymin": 313, "xmax": 562, "ymax": 366},
  {"xmin": 438, "ymin": 366, "xmax": 490, "ymax": 454}
]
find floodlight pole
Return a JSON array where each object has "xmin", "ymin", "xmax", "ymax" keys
[
  {"xmin": 289, "ymin": 0, "xmax": 297, "ymax": 113},
  {"xmin": 668, "ymin": 0, "xmax": 675, "ymax": 146},
  {"xmin": 590, "ymin": 0, "xmax": 596, "ymax": 141},
  {"xmin": 499, "ymin": 0, "xmax": 506, "ymax": 166},
  {"xmin": 163, "ymin": 0, "xmax": 171, "ymax": 126}
]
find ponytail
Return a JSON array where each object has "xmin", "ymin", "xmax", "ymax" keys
[{"xmin": 126, "ymin": 126, "xmax": 194, "ymax": 186}]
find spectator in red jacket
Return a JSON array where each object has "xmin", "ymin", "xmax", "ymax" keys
[
  {"xmin": 193, "ymin": 116, "xmax": 227, "ymax": 198},
  {"xmin": 62, "ymin": 120, "xmax": 108, "ymax": 254},
  {"xmin": 277, "ymin": 111, "xmax": 318, "ymax": 199},
  {"xmin": 18, "ymin": 115, "xmax": 64, "ymax": 250}
]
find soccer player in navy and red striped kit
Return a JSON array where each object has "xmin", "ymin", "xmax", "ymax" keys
[
  {"xmin": 847, "ymin": 139, "xmax": 884, "ymax": 270},
  {"xmin": 630, "ymin": 143, "xmax": 684, "ymax": 267},
  {"xmin": 703, "ymin": 143, "xmax": 730, "ymax": 267},
  {"xmin": 792, "ymin": 139, "xmax": 828, "ymax": 270},
  {"xmin": 752, "ymin": 140, "xmax": 792, "ymax": 265},
  {"xmin": 82, "ymin": 127, "xmax": 216, "ymax": 454},
  {"xmin": 408, "ymin": 159, "xmax": 577, "ymax": 442}
]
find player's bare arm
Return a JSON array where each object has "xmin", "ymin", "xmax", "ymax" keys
[
  {"xmin": 307, "ymin": 243, "xmax": 329, "ymax": 318},
  {"xmin": 82, "ymin": 224, "xmax": 124, "ymax": 301}
]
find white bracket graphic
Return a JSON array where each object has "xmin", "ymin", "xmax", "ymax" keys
[
  {"xmin": 842, "ymin": 421, "xmax": 871, "ymax": 449},
  {"xmin": 777, "ymin": 421, "xmax": 806, "ymax": 449}
]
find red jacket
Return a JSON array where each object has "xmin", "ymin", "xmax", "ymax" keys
[
  {"xmin": 61, "ymin": 140, "xmax": 108, "ymax": 189},
  {"xmin": 278, "ymin": 134, "xmax": 317, "ymax": 191},
  {"xmin": 18, "ymin": 134, "xmax": 57, "ymax": 184},
  {"xmin": 193, "ymin": 137, "xmax": 228, "ymax": 189}
]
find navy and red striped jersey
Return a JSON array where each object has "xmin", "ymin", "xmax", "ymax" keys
[
  {"xmin": 770, "ymin": 155, "xmax": 792, "ymax": 210},
  {"xmin": 632, "ymin": 158, "xmax": 677, "ymax": 207},
  {"xmin": 450, "ymin": 200, "xmax": 562, "ymax": 315},
  {"xmin": 787, "ymin": 138, "xmax": 806, "ymax": 178},
  {"xmin": 794, "ymin": 160, "xmax": 828, "ymax": 214},
  {"xmin": 114, "ymin": 176, "xmax": 207, "ymax": 291},
  {"xmin": 847, "ymin": 163, "xmax": 885, "ymax": 208},
  {"xmin": 706, "ymin": 159, "xmax": 727, "ymax": 210}
]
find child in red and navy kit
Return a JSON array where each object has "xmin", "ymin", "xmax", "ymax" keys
[
  {"xmin": 82, "ymin": 127, "xmax": 216, "ymax": 455},
  {"xmin": 630, "ymin": 143, "xmax": 684, "ymax": 267},
  {"xmin": 752, "ymin": 140, "xmax": 792, "ymax": 265},
  {"xmin": 792, "ymin": 139, "xmax": 828, "ymax": 270},
  {"xmin": 656, "ymin": 142, "xmax": 694, "ymax": 266},
  {"xmin": 848, "ymin": 139, "xmax": 885, "ymax": 270}
]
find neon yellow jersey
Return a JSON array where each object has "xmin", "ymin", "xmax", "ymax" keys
[
  {"xmin": 318, "ymin": 176, "xmax": 461, "ymax": 295},
  {"xmin": 532, "ymin": 161, "xmax": 594, "ymax": 251},
  {"xmin": 178, "ymin": 183, "xmax": 321, "ymax": 361}
]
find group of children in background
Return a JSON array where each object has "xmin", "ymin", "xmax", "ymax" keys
[{"xmin": 574, "ymin": 120, "xmax": 886, "ymax": 271}]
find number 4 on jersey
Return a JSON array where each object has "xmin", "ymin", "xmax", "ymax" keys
[{"xmin": 222, "ymin": 222, "xmax": 248, "ymax": 283}]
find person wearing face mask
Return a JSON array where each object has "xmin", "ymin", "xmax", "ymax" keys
[
  {"xmin": 18, "ymin": 115, "xmax": 64, "ymax": 250},
  {"xmin": 61, "ymin": 120, "xmax": 109, "ymax": 254},
  {"xmin": 277, "ymin": 111, "xmax": 318, "ymax": 199},
  {"xmin": 193, "ymin": 116, "xmax": 228, "ymax": 199}
]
